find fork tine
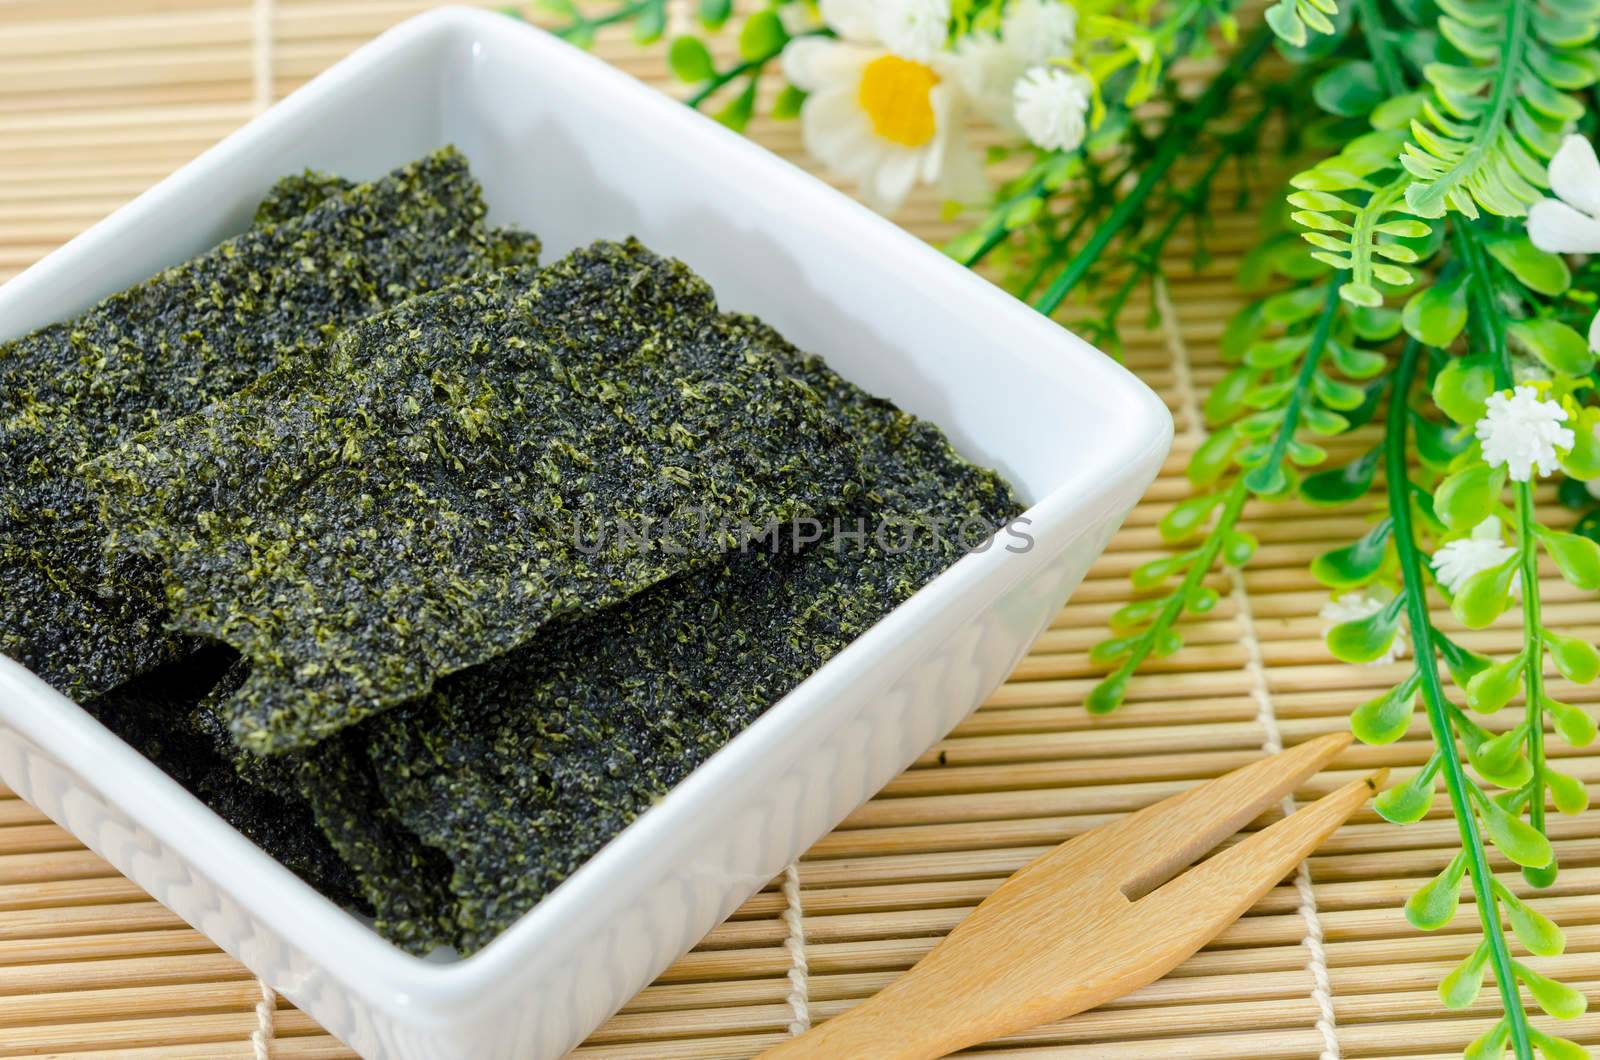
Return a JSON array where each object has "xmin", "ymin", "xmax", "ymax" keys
[
  {"xmin": 1099, "ymin": 731, "xmax": 1352, "ymax": 900},
  {"xmin": 1134, "ymin": 770, "xmax": 1386, "ymax": 943}
]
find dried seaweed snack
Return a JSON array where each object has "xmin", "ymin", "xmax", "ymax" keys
[
  {"xmin": 251, "ymin": 171, "xmax": 355, "ymax": 226},
  {"xmin": 486, "ymin": 226, "xmax": 542, "ymax": 269},
  {"xmin": 88, "ymin": 240, "xmax": 863, "ymax": 753},
  {"xmin": 81, "ymin": 648, "xmax": 366, "ymax": 911},
  {"xmin": 1, "ymin": 547, "xmax": 195, "ymax": 700},
  {"xmin": 156, "ymin": 658, "xmax": 459, "ymax": 953},
  {"xmin": 0, "ymin": 146, "xmax": 490, "ymax": 508},
  {"xmin": 1, "ymin": 150, "xmax": 500, "ymax": 700},
  {"xmin": 364, "ymin": 315, "xmax": 1022, "ymax": 953},
  {"xmin": 251, "ymin": 167, "xmax": 540, "ymax": 269},
  {"xmin": 250, "ymin": 729, "xmax": 459, "ymax": 954}
]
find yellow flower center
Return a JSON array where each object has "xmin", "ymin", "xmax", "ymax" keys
[{"xmin": 857, "ymin": 55, "xmax": 940, "ymax": 147}]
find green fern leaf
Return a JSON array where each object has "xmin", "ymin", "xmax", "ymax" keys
[
  {"xmin": 1402, "ymin": 0, "xmax": 1600, "ymax": 219},
  {"xmin": 1289, "ymin": 131, "xmax": 1434, "ymax": 305}
]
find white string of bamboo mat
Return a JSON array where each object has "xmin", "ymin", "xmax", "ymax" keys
[
  {"xmin": 780, "ymin": 862, "xmax": 812, "ymax": 1036},
  {"xmin": 1155, "ymin": 265, "xmax": 1342, "ymax": 1059}
]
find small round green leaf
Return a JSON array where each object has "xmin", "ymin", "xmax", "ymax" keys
[
  {"xmin": 737, "ymin": 9, "xmax": 787, "ymax": 61},
  {"xmin": 1439, "ymin": 635, "xmax": 1494, "ymax": 691},
  {"xmin": 1089, "ymin": 636, "xmax": 1138, "ymax": 665},
  {"xmin": 699, "ymin": 0, "xmax": 732, "ymax": 29},
  {"xmin": 1132, "ymin": 552, "xmax": 1194, "ymax": 590},
  {"xmin": 1450, "ymin": 559, "xmax": 1518, "ymax": 629},
  {"xmin": 1350, "ymin": 680, "xmax": 1419, "ymax": 744},
  {"xmin": 1486, "ymin": 237, "xmax": 1572, "ymax": 296},
  {"xmin": 1301, "ymin": 447, "xmax": 1381, "ymax": 506},
  {"xmin": 1501, "ymin": 889, "xmax": 1566, "ymax": 957},
  {"xmin": 1374, "ymin": 764, "xmax": 1438, "ymax": 824},
  {"xmin": 1548, "ymin": 768, "xmax": 1590, "ymax": 815},
  {"xmin": 1402, "ymin": 274, "xmax": 1468, "ymax": 346},
  {"xmin": 1160, "ymin": 494, "xmax": 1223, "ymax": 542},
  {"xmin": 1434, "ymin": 465, "xmax": 1498, "ymax": 533},
  {"xmin": 1313, "ymin": 60, "xmax": 1384, "ymax": 115},
  {"xmin": 1517, "ymin": 963, "xmax": 1589, "ymax": 1020},
  {"xmin": 1438, "ymin": 941, "xmax": 1490, "ymax": 1008},
  {"xmin": 668, "ymin": 35, "xmax": 715, "ymax": 82},
  {"xmin": 1541, "ymin": 530, "xmax": 1600, "ymax": 591},
  {"xmin": 1186, "ymin": 585, "xmax": 1221, "ymax": 614},
  {"xmin": 1311, "ymin": 519, "xmax": 1393, "ymax": 589},
  {"xmin": 1205, "ymin": 366, "xmax": 1255, "ymax": 425},
  {"xmin": 1544, "ymin": 696, "xmax": 1598, "ymax": 748},
  {"xmin": 1329, "ymin": 597, "xmax": 1403, "ymax": 666},
  {"xmin": 1468, "ymin": 725, "xmax": 1532, "ymax": 788},
  {"xmin": 1481, "ymin": 797, "xmax": 1555, "ymax": 869},
  {"xmin": 1433, "ymin": 358, "xmax": 1495, "ymax": 426},
  {"xmin": 1547, "ymin": 630, "xmax": 1600, "ymax": 684},
  {"xmin": 1188, "ymin": 428, "xmax": 1239, "ymax": 487},
  {"xmin": 772, "ymin": 83, "xmax": 807, "ymax": 120},
  {"xmin": 1110, "ymin": 598, "xmax": 1163, "ymax": 632},
  {"xmin": 1529, "ymin": 1029, "xmax": 1590, "ymax": 1060},
  {"xmin": 1086, "ymin": 674, "xmax": 1128, "ymax": 714},
  {"xmin": 1405, "ymin": 851, "xmax": 1466, "ymax": 930},
  {"xmin": 1466, "ymin": 653, "xmax": 1525, "ymax": 713},
  {"xmin": 1508, "ymin": 318, "xmax": 1596, "ymax": 377},
  {"xmin": 1223, "ymin": 529, "xmax": 1258, "ymax": 566},
  {"xmin": 1464, "ymin": 1019, "xmax": 1509, "ymax": 1060}
]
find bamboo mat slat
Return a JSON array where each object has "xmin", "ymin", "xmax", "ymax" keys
[{"xmin": 1, "ymin": 2, "xmax": 1597, "ymax": 1058}]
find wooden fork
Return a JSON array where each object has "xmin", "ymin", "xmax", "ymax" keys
[{"xmin": 758, "ymin": 731, "xmax": 1376, "ymax": 1060}]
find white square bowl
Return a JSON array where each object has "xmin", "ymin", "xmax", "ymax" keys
[{"xmin": 0, "ymin": 8, "xmax": 1172, "ymax": 1058}]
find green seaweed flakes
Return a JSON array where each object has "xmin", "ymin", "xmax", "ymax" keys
[
  {"xmin": 253, "ymin": 168, "xmax": 540, "ymax": 269},
  {"xmin": 361, "ymin": 313, "xmax": 1023, "ymax": 954},
  {"xmin": 2, "ymin": 149, "xmax": 508, "ymax": 700},
  {"xmin": 81, "ymin": 648, "xmax": 367, "ymax": 910},
  {"xmin": 86, "ymin": 240, "xmax": 864, "ymax": 753}
]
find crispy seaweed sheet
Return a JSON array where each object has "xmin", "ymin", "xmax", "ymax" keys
[
  {"xmin": 87, "ymin": 241, "xmax": 864, "ymax": 753},
  {"xmin": 81, "ymin": 649, "xmax": 366, "ymax": 910},
  {"xmin": 2, "ymin": 149, "xmax": 508, "ymax": 699},
  {"xmin": 355, "ymin": 314, "xmax": 1023, "ymax": 954},
  {"xmin": 252, "ymin": 169, "xmax": 541, "ymax": 271}
]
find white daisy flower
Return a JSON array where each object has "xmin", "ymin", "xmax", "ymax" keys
[
  {"xmin": 1528, "ymin": 135, "xmax": 1600, "ymax": 254},
  {"xmin": 955, "ymin": 0, "xmax": 1078, "ymax": 130},
  {"xmin": 874, "ymin": 0, "xmax": 951, "ymax": 62},
  {"xmin": 1002, "ymin": 0, "xmax": 1079, "ymax": 65},
  {"xmin": 1432, "ymin": 516, "xmax": 1517, "ymax": 595},
  {"xmin": 1013, "ymin": 66, "xmax": 1091, "ymax": 152},
  {"xmin": 1319, "ymin": 588, "xmax": 1408, "ymax": 666},
  {"xmin": 954, "ymin": 32, "xmax": 1026, "ymax": 128},
  {"xmin": 783, "ymin": 0, "xmax": 983, "ymax": 213},
  {"xmin": 1475, "ymin": 385, "xmax": 1574, "ymax": 482},
  {"xmin": 1527, "ymin": 135, "xmax": 1600, "ymax": 352}
]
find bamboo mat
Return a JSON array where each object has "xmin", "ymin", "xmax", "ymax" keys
[{"xmin": 2, "ymin": 2, "xmax": 1599, "ymax": 1058}]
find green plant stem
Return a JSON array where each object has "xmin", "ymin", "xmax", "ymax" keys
[
  {"xmin": 1459, "ymin": 220, "xmax": 1551, "ymax": 844},
  {"xmin": 552, "ymin": 0, "xmax": 657, "ymax": 39},
  {"xmin": 1033, "ymin": 24, "xmax": 1272, "ymax": 315},
  {"xmin": 685, "ymin": 29, "xmax": 827, "ymax": 109},
  {"xmin": 1086, "ymin": 100, "xmax": 1278, "ymax": 345},
  {"xmin": 1386, "ymin": 340, "xmax": 1535, "ymax": 1060},
  {"xmin": 1105, "ymin": 476, "xmax": 1250, "ymax": 690},
  {"xmin": 1354, "ymin": 0, "xmax": 1405, "ymax": 96},
  {"xmin": 1515, "ymin": 479, "xmax": 1548, "ymax": 840},
  {"xmin": 1255, "ymin": 281, "xmax": 1341, "ymax": 479}
]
